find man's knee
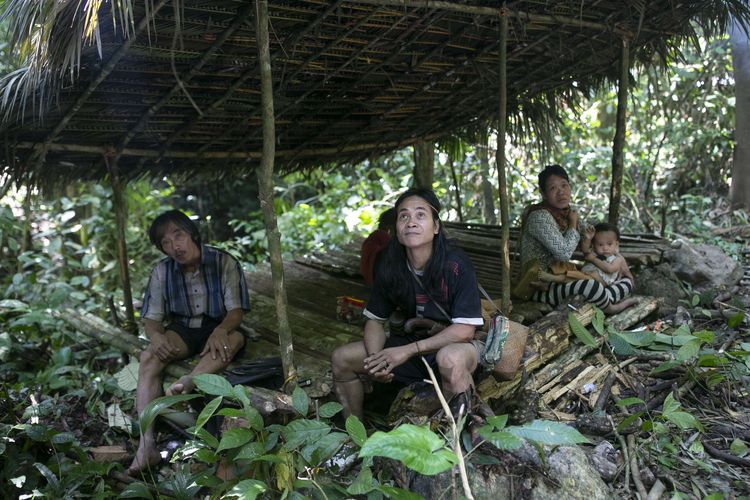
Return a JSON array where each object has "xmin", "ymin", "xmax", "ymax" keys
[
  {"xmin": 139, "ymin": 349, "xmax": 165, "ymax": 374},
  {"xmin": 331, "ymin": 343, "xmax": 359, "ymax": 374},
  {"xmin": 436, "ymin": 347, "xmax": 472, "ymax": 378}
]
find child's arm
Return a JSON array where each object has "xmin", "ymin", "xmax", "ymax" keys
[
  {"xmin": 618, "ymin": 255, "xmax": 634, "ymax": 283},
  {"xmin": 583, "ymin": 253, "xmax": 624, "ymax": 274}
]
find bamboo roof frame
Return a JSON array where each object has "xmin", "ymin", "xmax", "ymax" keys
[{"xmin": 1, "ymin": 0, "xmax": 748, "ymax": 184}]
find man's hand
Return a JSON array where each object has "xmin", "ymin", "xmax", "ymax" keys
[
  {"xmin": 201, "ymin": 328, "xmax": 232, "ymax": 362},
  {"xmin": 150, "ymin": 332, "xmax": 180, "ymax": 362},
  {"xmin": 364, "ymin": 345, "xmax": 412, "ymax": 381}
]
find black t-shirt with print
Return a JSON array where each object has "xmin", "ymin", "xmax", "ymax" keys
[{"xmin": 363, "ymin": 247, "xmax": 483, "ymax": 327}]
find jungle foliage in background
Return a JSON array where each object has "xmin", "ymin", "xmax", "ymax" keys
[{"xmin": 1, "ymin": 33, "xmax": 749, "ymax": 498}]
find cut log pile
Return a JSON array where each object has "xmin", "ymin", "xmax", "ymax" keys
[
  {"xmin": 477, "ymin": 296, "xmax": 660, "ymax": 402},
  {"xmin": 295, "ymin": 222, "xmax": 671, "ymax": 297}
]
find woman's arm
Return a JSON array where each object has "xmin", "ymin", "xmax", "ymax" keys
[{"xmin": 525, "ymin": 210, "xmax": 580, "ymax": 261}]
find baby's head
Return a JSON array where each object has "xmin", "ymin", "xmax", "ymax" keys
[{"xmin": 592, "ymin": 222, "xmax": 620, "ymax": 258}]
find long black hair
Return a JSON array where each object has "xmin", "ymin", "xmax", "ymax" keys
[
  {"xmin": 373, "ymin": 188, "xmax": 451, "ymax": 315},
  {"xmin": 148, "ymin": 210, "xmax": 202, "ymax": 253}
]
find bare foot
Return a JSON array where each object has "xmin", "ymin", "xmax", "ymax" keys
[
  {"xmin": 127, "ymin": 446, "xmax": 161, "ymax": 475},
  {"xmin": 603, "ymin": 297, "xmax": 638, "ymax": 314},
  {"xmin": 166, "ymin": 375, "xmax": 195, "ymax": 396}
]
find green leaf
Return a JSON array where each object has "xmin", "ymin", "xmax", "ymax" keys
[
  {"xmin": 592, "ymin": 308, "xmax": 605, "ymax": 335},
  {"xmin": 377, "ymin": 485, "xmax": 424, "ymax": 500},
  {"xmin": 607, "ymin": 331, "xmax": 638, "ymax": 356},
  {"xmin": 235, "ymin": 442, "xmax": 265, "ymax": 461},
  {"xmin": 194, "ymin": 427, "xmax": 219, "ymax": 449},
  {"xmin": 281, "ymin": 419, "xmax": 331, "ymax": 449},
  {"xmin": 224, "ymin": 479, "xmax": 268, "ymax": 499},
  {"xmin": 615, "ymin": 330, "xmax": 656, "ymax": 347},
  {"xmin": 51, "ymin": 431, "xmax": 76, "ymax": 444},
  {"xmin": 616, "ymin": 397, "xmax": 645, "ymax": 408},
  {"xmin": 119, "ymin": 481, "xmax": 155, "ymax": 499},
  {"xmin": 477, "ymin": 428, "xmax": 524, "ymax": 450},
  {"xmin": 568, "ymin": 313, "xmax": 597, "ymax": 347},
  {"xmin": 243, "ymin": 405, "xmax": 264, "ymax": 432},
  {"xmin": 506, "ymin": 420, "xmax": 590, "ymax": 445},
  {"xmin": 301, "ymin": 432, "xmax": 348, "ymax": 465},
  {"xmin": 617, "ymin": 412, "xmax": 644, "ymax": 433},
  {"xmin": 138, "ymin": 394, "xmax": 201, "ymax": 434},
  {"xmin": 360, "ymin": 424, "xmax": 457, "ymax": 475},
  {"xmin": 318, "ymin": 402, "xmax": 343, "ymax": 419},
  {"xmin": 665, "ymin": 411, "xmax": 703, "ymax": 431},
  {"xmin": 346, "ymin": 415, "xmax": 367, "ymax": 447},
  {"xmin": 0, "ymin": 299, "xmax": 29, "ymax": 311},
  {"xmin": 347, "ymin": 467, "xmax": 376, "ymax": 495},
  {"xmin": 292, "ymin": 386, "xmax": 310, "ymax": 416},
  {"xmin": 34, "ymin": 462, "xmax": 59, "ymax": 491},
  {"xmin": 727, "ymin": 311, "xmax": 745, "ymax": 329},
  {"xmin": 486, "ymin": 414, "xmax": 508, "ymax": 430},
  {"xmin": 114, "ymin": 359, "xmax": 139, "ymax": 392},
  {"xmin": 650, "ymin": 361, "xmax": 681, "ymax": 374},
  {"xmin": 654, "ymin": 333, "xmax": 694, "ymax": 346},
  {"xmin": 193, "ymin": 374, "xmax": 233, "ymax": 397},
  {"xmin": 676, "ymin": 338, "xmax": 702, "ymax": 361},
  {"xmin": 194, "ymin": 396, "xmax": 223, "ymax": 435},
  {"xmin": 662, "ymin": 393, "xmax": 681, "ymax": 415},
  {"xmin": 729, "ymin": 438, "xmax": 748, "ymax": 457},
  {"xmin": 217, "ymin": 428, "xmax": 254, "ymax": 453}
]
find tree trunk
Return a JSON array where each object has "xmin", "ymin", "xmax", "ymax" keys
[
  {"xmin": 413, "ymin": 139, "xmax": 434, "ymax": 189},
  {"xmin": 105, "ymin": 152, "xmax": 136, "ymax": 332},
  {"xmin": 256, "ymin": 0, "xmax": 297, "ymax": 390},
  {"xmin": 448, "ymin": 151, "xmax": 464, "ymax": 221},
  {"xmin": 609, "ymin": 38, "xmax": 629, "ymax": 225},
  {"xmin": 495, "ymin": 16, "xmax": 511, "ymax": 314},
  {"xmin": 731, "ymin": 19, "xmax": 750, "ymax": 209},
  {"xmin": 478, "ymin": 129, "xmax": 496, "ymax": 225}
]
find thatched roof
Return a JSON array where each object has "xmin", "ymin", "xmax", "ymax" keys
[{"xmin": 1, "ymin": 0, "xmax": 748, "ymax": 184}]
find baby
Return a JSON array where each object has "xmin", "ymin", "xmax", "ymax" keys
[{"xmin": 580, "ymin": 222, "xmax": 637, "ymax": 313}]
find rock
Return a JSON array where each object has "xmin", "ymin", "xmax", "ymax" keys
[
  {"xmin": 531, "ymin": 446, "xmax": 612, "ymax": 499},
  {"xmin": 587, "ymin": 440, "xmax": 620, "ymax": 482},
  {"xmin": 634, "ymin": 263, "xmax": 686, "ymax": 314},
  {"xmin": 672, "ymin": 306, "xmax": 693, "ymax": 330},
  {"xmin": 663, "ymin": 240, "xmax": 743, "ymax": 291},
  {"xmin": 407, "ymin": 444, "xmax": 610, "ymax": 499}
]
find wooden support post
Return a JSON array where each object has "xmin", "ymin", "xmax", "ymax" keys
[
  {"xmin": 609, "ymin": 38, "xmax": 629, "ymax": 225},
  {"xmin": 256, "ymin": 0, "xmax": 297, "ymax": 390},
  {"xmin": 413, "ymin": 139, "xmax": 434, "ymax": 189},
  {"xmin": 495, "ymin": 14, "xmax": 511, "ymax": 314},
  {"xmin": 104, "ymin": 149, "xmax": 136, "ymax": 331},
  {"xmin": 448, "ymin": 150, "xmax": 464, "ymax": 221},
  {"xmin": 478, "ymin": 128, "xmax": 497, "ymax": 225}
]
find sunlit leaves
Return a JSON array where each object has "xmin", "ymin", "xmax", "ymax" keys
[{"xmin": 359, "ymin": 424, "xmax": 457, "ymax": 475}]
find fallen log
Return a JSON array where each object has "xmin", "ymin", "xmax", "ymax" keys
[
  {"xmin": 57, "ymin": 309, "xmax": 294, "ymax": 415},
  {"xmin": 529, "ymin": 297, "xmax": 659, "ymax": 394}
]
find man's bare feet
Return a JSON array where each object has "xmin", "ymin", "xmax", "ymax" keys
[
  {"xmin": 603, "ymin": 297, "xmax": 638, "ymax": 314},
  {"xmin": 127, "ymin": 446, "xmax": 161, "ymax": 475},
  {"xmin": 166, "ymin": 375, "xmax": 195, "ymax": 396}
]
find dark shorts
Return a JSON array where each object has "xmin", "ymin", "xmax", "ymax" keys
[
  {"xmin": 384, "ymin": 334, "xmax": 439, "ymax": 385},
  {"xmin": 166, "ymin": 317, "xmax": 245, "ymax": 358}
]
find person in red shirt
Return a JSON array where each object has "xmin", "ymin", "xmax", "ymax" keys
[{"xmin": 359, "ymin": 208, "xmax": 396, "ymax": 286}]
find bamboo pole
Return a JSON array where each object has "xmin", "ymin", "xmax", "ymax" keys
[
  {"xmin": 448, "ymin": 151, "xmax": 463, "ymax": 221},
  {"xmin": 609, "ymin": 38, "xmax": 630, "ymax": 225},
  {"xmin": 255, "ymin": 0, "xmax": 297, "ymax": 390},
  {"xmin": 478, "ymin": 128, "xmax": 496, "ymax": 225},
  {"xmin": 495, "ymin": 15, "xmax": 511, "ymax": 314},
  {"xmin": 346, "ymin": 0, "xmax": 640, "ymax": 36},
  {"xmin": 104, "ymin": 149, "xmax": 136, "ymax": 331}
]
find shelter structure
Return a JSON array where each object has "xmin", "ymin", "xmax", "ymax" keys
[{"xmin": 1, "ymin": 1, "xmax": 747, "ymax": 182}]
